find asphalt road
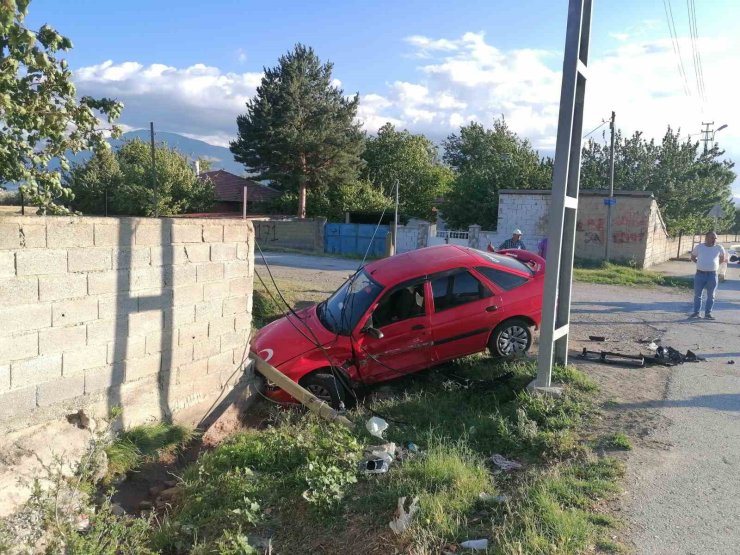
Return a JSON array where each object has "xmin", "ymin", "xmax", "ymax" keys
[{"xmin": 258, "ymin": 251, "xmax": 740, "ymax": 554}]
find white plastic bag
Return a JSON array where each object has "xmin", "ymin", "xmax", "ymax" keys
[{"xmin": 366, "ymin": 416, "xmax": 388, "ymax": 439}]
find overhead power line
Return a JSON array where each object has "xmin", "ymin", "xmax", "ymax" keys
[
  {"xmin": 687, "ymin": 0, "xmax": 707, "ymax": 103},
  {"xmin": 663, "ymin": 0, "xmax": 691, "ymax": 97},
  {"xmin": 582, "ymin": 119, "xmax": 607, "ymax": 139}
]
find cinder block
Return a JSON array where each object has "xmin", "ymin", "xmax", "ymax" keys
[
  {"xmin": 87, "ymin": 318, "xmax": 127, "ymax": 345},
  {"xmin": 0, "ymin": 331, "xmax": 38, "ymax": 362},
  {"xmin": 68, "ymin": 248, "xmax": 112, "ymax": 272},
  {"xmin": 46, "ymin": 219, "xmax": 93, "ymax": 248},
  {"xmin": 112, "ymin": 247, "xmax": 151, "ymax": 269},
  {"xmin": 39, "ymin": 274, "xmax": 87, "ymax": 302},
  {"xmin": 19, "ymin": 223, "xmax": 47, "ymax": 248},
  {"xmin": 37, "ymin": 374, "xmax": 85, "ymax": 406},
  {"xmin": 236, "ymin": 242, "xmax": 250, "ymax": 260},
  {"xmin": 165, "ymin": 306, "xmax": 196, "ymax": 328},
  {"xmin": 0, "ymin": 386, "xmax": 37, "ymax": 421},
  {"xmin": 229, "ymin": 277, "xmax": 251, "ymax": 297},
  {"xmin": 203, "ymin": 281, "xmax": 230, "ymax": 299},
  {"xmin": 178, "ymin": 321, "xmax": 209, "ymax": 345},
  {"xmin": 223, "ymin": 260, "xmax": 250, "ymax": 279},
  {"xmin": 0, "ymin": 364, "xmax": 9, "ymax": 393},
  {"xmin": 196, "ymin": 262, "xmax": 224, "ymax": 283},
  {"xmin": 172, "ymin": 223, "xmax": 202, "ymax": 244},
  {"xmin": 63, "ymin": 344, "xmax": 107, "ymax": 375},
  {"xmin": 1, "ymin": 303, "xmax": 51, "ymax": 335},
  {"xmin": 177, "ymin": 358, "xmax": 208, "ymax": 385},
  {"xmin": 84, "ymin": 364, "xmax": 124, "ymax": 394},
  {"xmin": 166, "ymin": 265, "xmax": 197, "ymax": 287},
  {"xmin": 193, "ymin": 336, "xmax": 221, "ymax": 360},
  {"xmin": 124, "ymin": 354, "xmax": 161, "ymax": 383},
  {"xmin": 222, "ymin": 297, "xmax": 248, "ymax": 316},
  {"xmin": 224, "ymin": 224, "xmax": 250, "ymax": 243},
  {"xmin": 39, "ymin": 325, "xmax": 86, "ymax": 355},
  {"xmin": 0, "ymin": 251, "xmax": 15, "ymax": 277},
  {"xmin": 0, "ymin": 276, "xmax": 38, "ymax": 306},
  {"xmin": 0, "ymin": 223, "xmax": 20, "ymax": 249},
  {"xmin": 195, "ymin": 300, "xmax": 223, "ymax": 322},
  {"xmin": 52, "ymin": 297, "xmax": 98, "ymax": 326},
  {"xmin": 172, "ymin": 283, "xmax": 203, "ymax": 306},
  {"xmin": 88, "ymin": 270, "xmax": 130, "ymax": 296},
  {"xmin": 130, "ymin": 267, "xmax": 163, "ymax": 291},
  {"xmin": 98, "ymin": 295, "xmax": 138, "ymax": 320},
  {"xmin": 144, "ymin": 330, "xmax": 174, "ymax": 355},
  {"xmin": 209, "ymin": 316, "xmax": 235, "ymax": 337},
  {"xmin": 184, "ymin": 244, "xmax": 210, "ymax": 263},
  {"xmin": 221, "ymin": 330, "xmax": 249, "ymax": 351},
  {"xmin": 134, "ymin": 223, "xmax": 167, "ymax": 246},
  {"xmin": 128, "ymin": 311, "xmax": 162, "ymax": 336},
  {"xmin": 234, "ymin": 312, "xmax": 251, "ymax": 332},
  {"xmin": 106, "ymin": 335, "xmax": 146, "ymax": 363},
  {"xmin": 16, "ymin": 249, "xmax": 67, "ymax": 275},
  {"xmin": 207, "ymin": 351, "xmax": 233, "ymax": 375},
  {"xmin": 161, "ymin": 344, "xmax": 193, "ymax": 369},
  {"xmin": 202, "ymin": 225, "xmax": 223, "ymax": 243},
  {"xmin": 210, "ymin": 243, "xmax": 237, "ymax": 262},
  {"xmin": 11, "ymin": 354, "xmax": 62, "ymax": 389},
  {"xmin": 136, "ymin": 289, "xmax": 174, "ymax": 313},
  {"xmin": 94, "ymin": 223, "xmax": 132, "ymax": 247},
  {"xmin": 150, "ymin": 245, "xmax": 187, "ymax": 267}
]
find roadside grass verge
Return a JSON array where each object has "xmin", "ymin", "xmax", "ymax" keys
[
  {"xmin": 252, "ymin": 276, "xmax": 338, "ymax": 327},
  {"xmin": 150, "ymin": 356, "xmax": 626, "ymax": 554},
  {"xmin": 603, "ymin": 432, "xmax": 633, "ymax": 451},
  {"xmin": 574, "ymin": 259, "xmax": 692, "ymax": 288}
]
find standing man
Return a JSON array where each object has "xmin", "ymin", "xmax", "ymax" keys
[
  {"xmin": 690, "ymin": 231, "xmax": 726, "ymax": 320},
  {"xmin": 499, "ymin": 229, "xmax": 527, "ymax": 250}
]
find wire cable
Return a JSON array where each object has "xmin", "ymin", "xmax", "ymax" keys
[
  {"xmin": 582, "ymin": 120, "xmax": 607, "ymax": 140},
  {"xmin": 663, "ymin": 0, "xmax": 692, "ymax": 97}
]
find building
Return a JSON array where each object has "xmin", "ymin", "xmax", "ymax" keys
[{"xmin": 200, "ymin": 170, "xmax": 281, "ymax": 213}]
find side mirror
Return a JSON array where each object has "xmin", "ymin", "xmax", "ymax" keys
[{"xmin": 363, "ymin": 326, "xmax": 384, "ymax": 340}]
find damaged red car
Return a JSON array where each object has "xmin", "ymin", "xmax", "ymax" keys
[{"xmin": 251, "ymin": 245, "xmax": 545, "ymax": 407}]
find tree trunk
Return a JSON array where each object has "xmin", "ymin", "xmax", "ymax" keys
[{"xmin": 298, "ymin": 182, "xmax": 307, "ymax": 219}]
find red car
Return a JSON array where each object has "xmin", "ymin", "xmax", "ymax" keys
[{"xmin": 252, "ymin": 245, "xmax": 545, "ymax": 407}]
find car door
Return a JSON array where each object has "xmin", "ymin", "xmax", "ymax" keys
[
  {"xmin": 353, "ymin": 279, "xmax": 432, "ymax": 383},
  {"xmin": 429, "ymin": 268, "xmax": 498, "ymax": 363}
]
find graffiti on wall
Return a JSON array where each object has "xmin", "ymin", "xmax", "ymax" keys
[
  {"xmin": 577, "ymin": 207, "xmax": 648, "ymax": 245},
  {"xmin": 254, "ymin": 222, "xmax": 278, "ymax": 242}
]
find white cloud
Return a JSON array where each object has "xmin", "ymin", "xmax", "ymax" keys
[
  {"xmin": 609, "ymin": 32, "xmax": 630, "ymax": 41},
  {"xmin": 236, "ymin": 49, "xmax": 247, "ymax": 63}
]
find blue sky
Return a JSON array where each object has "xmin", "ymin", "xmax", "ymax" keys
[{"xmin": 25, "ymin": 0, "xmax": 740, "ymax": 197}]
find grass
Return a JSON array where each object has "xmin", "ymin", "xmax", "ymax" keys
[
  {"xmin": 573, "ymin": 259, "xmax": 692, "ymax": 288},
  {"xmin": 105, "ymin": 423, "xmax": 197, "ymax": 479},
  {"xmin": 603, "ymin": 432, "xmax": 633, "ymax": 451}
]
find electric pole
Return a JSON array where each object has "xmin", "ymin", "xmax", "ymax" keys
[
  {"xmin": 605, "ymin": 111, "xmax": 615, "ymax": 262},
  {"xmin": 392, "ymin": 180, "xmax": 399, "ymax": 255},
  {"xmin": 701, "ymin": 121, "xmax": 714, "ymax": 153},
  {"xmin": 150, "ymin": 122, "xmax": 158, "ymax": 217}
]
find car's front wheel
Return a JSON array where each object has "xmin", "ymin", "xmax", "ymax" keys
[
  {"xmin": 300, "ymin": 372, "xmax": 347, "ymax": 410},
  {"xmin": 489, "ymin": 318, "xmax": 532, "ymax": 359}
]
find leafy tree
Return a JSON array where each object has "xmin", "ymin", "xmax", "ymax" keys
[
  {"xmin": 580, "ymin": 128, "xmax": 736, "ymax": 233},
  {"xmin": 362, "ymin": 123, "xmax": 453, "ymax": 220},
  {"xmin": 733, "ymin": 206, "xmax": 740, "ymax": 233},
  {"xmin": 64, "ymin": 139, "xmax": 215, "ymax": 216},
  {"xmin": 0, "ymin": 1, "xmax": 122, "ymax": 213},
  {"xmin": 441, "ymin": 120, "xmax": 552, "ymax": 229},
  {"xmin": 230, "ymin": 44, "xmax": 364, "ymax": 218}
]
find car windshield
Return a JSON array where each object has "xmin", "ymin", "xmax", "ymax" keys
[
  {"xmin": 474, "ymin": 250, "xmax": 534, "ymax": 276},
  {"xmin": 317, "ymin": 270, "xmax": 383, "ymax": 335}
]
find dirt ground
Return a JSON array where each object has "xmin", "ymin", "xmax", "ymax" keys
[{"xmin": 256, "ymin": 251, "xmax": 740, "ymax": 555}]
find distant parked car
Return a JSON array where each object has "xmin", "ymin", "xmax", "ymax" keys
[{"xmin": 251, "ymin": 245, "xmax": 545, "ymax": 407}]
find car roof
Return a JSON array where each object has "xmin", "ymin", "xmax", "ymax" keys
[{"xmin": 363, "ymin": 245, "xmax": 484, "ymax": 286}]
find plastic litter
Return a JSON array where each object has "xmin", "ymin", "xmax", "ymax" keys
[
  {"xmin": 365, "ymin": 442, "xmax": 396, "ymax": 465},
  {"xmin": 366, "ymin": 416, "xmax": 389, "ymax": 439},
  {"xmin": 479, "ymin": 492, "xmax": 508, "ymax": 503},
  {"xmin": 389, "ymin": 496, "xmax": 419, "ymax": 534},
  {"xmin": 648, "ymin": 341, "xmax": 659, "ymax": 351},
  {"xmin": 359, "ymin": 458, "xmax": 389, "ymax": 474},
  {"xmin": 460, "ymin": 539, "xmax": 489, "ymax": 551},
  {"xmin": 729, "ymin": 360, "xmax": 736, "ymax": 365},
  {"xmin": 490, "ymin": 454, "xmax": 523, "ymax": 471},
  {"xmin": 406, "ymin": 442, "xmax": 419, "ymax": 453}
]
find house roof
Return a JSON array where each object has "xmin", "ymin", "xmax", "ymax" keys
[{"xmin": 200, "ymin": 170, "xmax": 281, "ymax": 203}]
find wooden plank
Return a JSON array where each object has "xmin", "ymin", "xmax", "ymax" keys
[{"xmin": 250, "ymin": 353, "xmax": 354, "ymax": 429}]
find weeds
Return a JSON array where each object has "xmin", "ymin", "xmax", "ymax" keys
[
  {"xmin": 574, "ymin": 260, "xmax": 692, "ymax": 288},
  {"xmin": 604, "ymin": 432, "xmax": 633, "ymax": 451}
]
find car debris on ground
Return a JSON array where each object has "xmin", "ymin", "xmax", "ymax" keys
[
  {"xmin": 588, "ymin": 335, "xmax": 606, "ymax": 342},
  {"xmin": 578, "ymin": 344, "xmax": 706, "ymax": 367}
]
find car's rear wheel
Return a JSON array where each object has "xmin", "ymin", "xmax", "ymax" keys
[
  {"xmin": 300, "ymin": 372, "xmax": 347, "ymax": 410},
  {"xmin": 489, "ymin": 318, "xmax": 532, "ymax": 359}
]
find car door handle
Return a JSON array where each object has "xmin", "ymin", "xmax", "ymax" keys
[
  {"xmin": 411, "ymin": 324, "xmax": 425, "ymax": 330},
  {"xmin": 486, "ymin": 306, "xmax": 499, "ymax": 312}
]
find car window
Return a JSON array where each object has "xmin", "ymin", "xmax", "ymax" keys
[
  {"xmin": 476, "ymin": 266, "xmax": 529, "ymax": 290},
  {"xmin": 318, "ymin": 270, "xmax": 383, "ymax": 335},
  {"xmin": 432, "ymin": 270, "xmax": 491, "ymax": 312},
  {"xmin": 371, "ymin": 283, "xmax": 425, "ymax": 329},
  {"xmin": 474, "ymin": 250, "xmax": 534, "ymax": 276}
]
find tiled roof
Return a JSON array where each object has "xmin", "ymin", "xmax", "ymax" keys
[{"xmin": 200, "ymin": 170, "xmax": 281, "ymax": 203}]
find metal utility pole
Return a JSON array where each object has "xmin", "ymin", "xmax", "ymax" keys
[
  {"xmin": 605, "ymin": 110, "xmax": 615, "ymax": 262},
  {"xmin": 393, "ymin": 180, "xmax": 399, "ymax": 255},
  {"xmin": 242, "ymin": 185, "xmax": 248, "ymax": 219},
  {"xmin": 150, "ymin": 122, "xmax": 158, "ymax": 217},
  {"xmin": 534, "ymin": 0, "xmax": 593, "ymax": 390},
  {"xmin": 701, "ymin": 121, "xmax": 713, "ymax": 153}
]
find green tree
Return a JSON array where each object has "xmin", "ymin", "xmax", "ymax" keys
[
  {"xmin": 64, "ymin": 139, "xmax": 215, "ymax": 216},
  {"xmin": 0, "ymin": 1, "xmax": 122, "ymax": 213},
  {"xmin": 362, "ymin": 123, "xmax": 453, "ymax": 220},
  {"xmin": 441, "ymin": 120, "xmax": 552, "ymax": 229},
  {"xmin": 580, "ymin": 128, "xmax": 736, "ymax": 233},
  {"xmin": 230, "ymin": 44, "xmax": 364, "ymax": 218}
]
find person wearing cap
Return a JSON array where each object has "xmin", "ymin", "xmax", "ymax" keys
[
  {"xmin": 498, "ymin": 229, "xmax": 527, "ymax": 250},
  {"xmin": 690, "ymin": 231, "xmax": 726, "ymax": 320}
]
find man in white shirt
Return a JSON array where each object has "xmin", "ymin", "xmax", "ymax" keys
[{"xmin": 690, "ymin": 232, "xmax": 726, "ymax": 320}]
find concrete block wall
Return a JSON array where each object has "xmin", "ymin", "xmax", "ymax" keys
[
  {"xmin": 253, "ymin": 217, "xmax": 326, "ymax": 252},
  {"xmin": 0, "ymin": 216, "xmax": 254, "ymax": 432}
]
